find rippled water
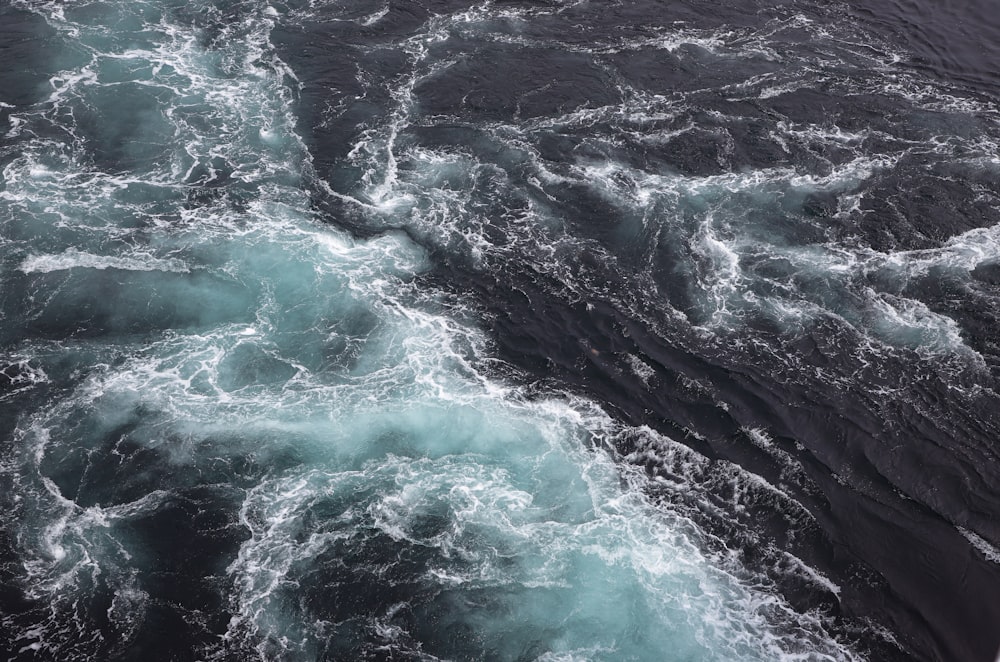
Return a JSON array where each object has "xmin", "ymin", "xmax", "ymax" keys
[{"xmin": 2, "ymin": 1, "xmax": 999, "ymax": 660}]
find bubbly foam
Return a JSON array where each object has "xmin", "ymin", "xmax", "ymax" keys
[
  {"xmin": 10, "ymin": 0, "xmax": 988, "ymax": 659},
  {"xmin": 20, "ymin": 250, "xmax": 190, "ymax": 274}
]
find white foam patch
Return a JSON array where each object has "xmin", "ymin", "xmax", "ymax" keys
[
  {"xmin": 959, "ymin": 527, "xmax": 1000, "ymax": 565},
  {"xmin": 0, "ymin": 359, "xmax": 49, "ymax": 402},
  {"xmin": 359, "ymin": 5, "xmax": 388, "ymax": 26},
  {"xmin": 626, "ymin": 353, "xmax": 656, "ymax": 384},
  {"xmin": 866, "ymin": 291, "xmax": 967, "ymax": 353},
  {"xmin": 20, "ymin": 250, "xmax": 190, "ymax": 274}
]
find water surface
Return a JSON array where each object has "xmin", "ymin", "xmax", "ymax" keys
[{"xmin": 2, "ymin": 0, "xmax": 1000, "ymax": 660}]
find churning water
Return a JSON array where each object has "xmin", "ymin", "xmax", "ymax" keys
[{"xmin": 2, "ymin": 0, "xmax": 1000, "ymax": 660}]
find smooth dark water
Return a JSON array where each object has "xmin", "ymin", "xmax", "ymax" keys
[{"xmin": 2, "ymin": 0, "xmax": 1000, "ymax": 660}]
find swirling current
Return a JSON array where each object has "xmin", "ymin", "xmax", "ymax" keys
[{"xmin": 2, "ymin": 0, "xmax": 1000, "ymax": 660}]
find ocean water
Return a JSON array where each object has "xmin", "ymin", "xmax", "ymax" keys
[{"xmin": 1, "ymin": 0, "xmax": 999, "ymax": 660}]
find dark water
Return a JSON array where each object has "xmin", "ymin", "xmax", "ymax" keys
[{"xmin": 2, "ymin": 0, "xmax": 1000, "ymax": 660}]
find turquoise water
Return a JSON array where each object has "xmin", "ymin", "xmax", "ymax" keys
[{"xmin": 0, "ymin": 0, "xmax": 864, "ymax": 659}]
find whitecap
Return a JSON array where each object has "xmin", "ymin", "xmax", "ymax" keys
[{"xmin": 19, "ymin": 249, "xmax": 191, "ymax": 274}]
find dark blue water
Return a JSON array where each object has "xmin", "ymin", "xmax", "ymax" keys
[{"xmin": 2, "ymin": 0, "xmax": 1000, "ymax": 660}]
